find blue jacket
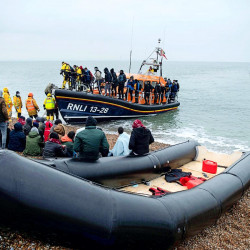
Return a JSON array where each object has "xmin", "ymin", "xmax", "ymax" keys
[
  {"xmin": 110, "ymin": 132, "xmax": 131, "ymax": 156},
  {"xmin": 8, "ymin": 122, "xmax": 26, "ymax": 152},
  {"xmin": 127, "ymin": 80, "xmax": 135, "ymax": 91}
]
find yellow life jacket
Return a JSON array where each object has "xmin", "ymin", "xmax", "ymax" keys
[
  {"xmin": 44, "ymin": 97, "xmax": 55, "ymax": 110},
  {"xmin": 3, "ymin": 92, "xmax": 12, "ymax": 107},
  {"xmin": 13, "ymin": 96, "xmax": 22, "ymax": 108},
  {"xmin": 26, "ymin": 98, "xmax": 35, "ymax": 111}
]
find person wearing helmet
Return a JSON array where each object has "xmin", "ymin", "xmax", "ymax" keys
[
  {"xmin": 43, "ymin": 93, "xmax": 55, "ymax": 121},
  {"xmin": 3, "ymin": 87, "xmax": 13, "ymax": 121},
  {"xmin": 60, "ymin": 62, "xmax": 71, "ymax": 89},
  {"xmin": 13, "ymin": 91, "xmax": 23, "ymax": 118},
  {"xmin": 26, "ymin": 93, "xmax": 40, "ymax": 119}
]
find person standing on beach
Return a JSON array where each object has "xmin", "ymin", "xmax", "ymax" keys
[
  {"xmin": 13, "ymin": 91, "xmax": 23, "ymax": 118},
  {"xmin": 3, "ymin": 87, "xmax": 13, "ymax": 121},
  {"xmin": 129, "ymin": 119, "xmax": 154, "ymax": 156},
  {"xmin": 118, "ymin": 70, "xmax": 127, "ymax": 99},
  {"xmin": 0, "ymin": 90, "xmax": 9, "ymax": 149},
  {"xmin": 25, "ymin": 93, "xmax": 40, "ymax": 119}
]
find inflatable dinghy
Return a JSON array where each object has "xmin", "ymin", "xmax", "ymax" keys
[{"xmin": 0, "ymin": 141, "xmax": 249, "ymax": 248}]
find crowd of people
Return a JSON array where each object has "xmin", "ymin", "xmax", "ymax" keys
[
  {"xmin": 0, "ymin": 88, "xmax": 155, "ymax": 160},
  {"xmin": 60, "ymin": 62, "xmax": 179, "ymax": 104}
]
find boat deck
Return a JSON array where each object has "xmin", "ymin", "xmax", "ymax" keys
[{"xmin": 119, "ymin": 146, "xmax": 242, "ymax": 195}]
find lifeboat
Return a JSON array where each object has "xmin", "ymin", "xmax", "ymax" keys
[
  {"xmin": 55, "ymin": 42, "xmax": 180, "ymax": 124},
  {"xmin": 0, "ymin": 141, "xmax": 249, "ymax": 248}
]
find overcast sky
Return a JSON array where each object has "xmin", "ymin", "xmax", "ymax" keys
[{"xmin": 1, "ymin": 0, "xmax": 249, "ymax": 62}]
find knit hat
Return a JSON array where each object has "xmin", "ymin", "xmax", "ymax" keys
[
  {"xmin": 31, "ymin": 127, "xmax": 39, "ymax": 134},
  {"xmin": 50, "ymin": 132, "xmax": 59, "ymax": 140},
  {"xmin": 86, "ymin": 116, "xmax": 97, "ymax": 126},
  {"xmin": 132, "ymin": 119, "xmax": 146, "ymax": 129},
  {"xmin": 33, "ymin": 122, "xmax": 39, "ymax": 128}
]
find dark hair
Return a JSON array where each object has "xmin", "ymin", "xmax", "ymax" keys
[
  {"xmin": 118, "ymin": 127, "xmax": 124, "ymax": 134},
  {"xmin": 68, "ymin": 131, "xmax": 75, "ymax": 140},
  {"xmin": 50, "ymin": 132, "xmax": 59, "ymax": 140},
  {"xmin": 54, "ymin": 119, "xmax": 62, "ymax": 125}
]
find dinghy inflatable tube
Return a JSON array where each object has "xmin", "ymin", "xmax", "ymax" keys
[{"xmin": 0, "ymin": 141, "xmax": 249, "ymax": 248}]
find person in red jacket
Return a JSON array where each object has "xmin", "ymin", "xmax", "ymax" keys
[{"xmin": 44, "ymin": 120, "xmax": 53, "ymax": 142}]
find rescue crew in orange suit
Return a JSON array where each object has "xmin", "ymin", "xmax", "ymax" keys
[
  {"xmin": 25, "ymin": 93, "xmax": 40, "ymax": 119},
  {"xmin": 3, "ymin": 87, "xmax": 13, "ymax": 121},
  {"xmin": 43, "ymin": 93, "xmax": 55, "ymax": 121},
  {"xmin": 13, "ymin": 91, "xmax": 23, "ymax": 118}
]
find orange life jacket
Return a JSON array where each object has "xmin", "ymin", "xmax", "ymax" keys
[{"xmin": 26, "ymin": 98, "xmax": 35, "ymax": 111}]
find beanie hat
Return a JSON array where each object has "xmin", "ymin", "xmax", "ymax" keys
[
  {"xmin": 86, "ymin": 116, "xmax": 97, "ymax": 127},
  {"xmin": 33, "ymin": 122, "xmax": 39, "ymax": 128},
  {"xmin": 31, "ymin": 127, "xmax": 39, "ymax": 134}
]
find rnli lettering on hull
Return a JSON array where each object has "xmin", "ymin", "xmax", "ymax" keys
[{"xmin": 67, "ymin": 103, "xmax": 109, "ymax": 114}]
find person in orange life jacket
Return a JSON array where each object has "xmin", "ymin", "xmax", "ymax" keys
[
  {"xmin": 43, "ymin": 132, "xmax": 67, "ymax": 158},
  {"xmin": 104, "ymin": 68, "xmax": 112, "ymax": 97},
  {"xmin": 143, "ymin": 81, "xmax": 153, "ymax": 105},
  {"xmin": 61, "ymin": 131, "xmax": 75, "ymax": 157},
  {"xmin": 134, "ymin": 79, "xmax": 142, "ymax": 103},
  {"xmin": 84, "ymin": 67, "xmax": 93, "ymax": 93},
  {"xmin": 13, "ymin": 91, "xmax": 23, "ymax": 118},
  {"xmin": 154, "ymin": 82, "xmax": 161, "ymax": 104},
  {"xmin": 129, "ymin": 119, "xmax": 154, "ymax": 156},
  {"xmin": 110, "ymin": 68, "xmax": 118, "ymax": 97},
  {"xmin": 118, "ymin": 70, "xmax": 127, "ymax": 99},
  {"xmin": 25, "ymin": 93, "xmax": 40, "ymax": 119}
]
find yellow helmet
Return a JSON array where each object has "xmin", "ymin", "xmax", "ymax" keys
[
  {"xmin": 47, "ymin": 93, "xmax": 52, "ymax": 97},
  {"xmin": 3, "ymin": 87, "xmax": 8, "ymax": 93}
]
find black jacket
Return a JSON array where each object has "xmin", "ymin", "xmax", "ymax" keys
[
  {"xmin": 104, "ymin": 70, "xmax": 112, "ymax": 83},
  {"xmin": 8, "ymin": 123, "xmax": 26, "ymax": 152},
  {"xmin": 118, "ymin": 73, "xmax": 127, "ymax": 86},
  {"xmin": 144, "ymin": 83, "xmax": 153, "ymax": 93},
  {"xmin": 43, "ymin": 141, "xmax": 67, "ymax": 158},
  {"xmin": 129, "ymin": 127, "xmax": 154, "ymax": 155},
  {"xmin": 154, "ymin": 84, "xmax": 161, "ymax": 94}
]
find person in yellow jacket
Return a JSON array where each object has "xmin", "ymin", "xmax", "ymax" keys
[
  {"xmin": 13, "ymin": 91, "xmax": 23, "ymax": 118},
  {"xmin": 3, "ymin": 87, "xmax": 13, "ymax": 121},
  {"xmin": 73, "ymin": 65, "xmax": 82, "ymax": 91},
  {"xmin": 60, "ymin": 61, "xmax": 72, "ymax": 89},
  {"xmin": 26, "ymin": 93, "xmax": 40, "ymax": 119},
  {"xmin": 43, "ymin": 93, "xmax": 55, "ymax": 121}
]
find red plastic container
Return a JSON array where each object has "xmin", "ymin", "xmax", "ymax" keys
[
  {"xmin": 202, "ymin": 160, "xmax": 218, "ymax": 174},
  {"xmin": 186, "ymin": 179, "xmax": 204, "ymax": 189}
]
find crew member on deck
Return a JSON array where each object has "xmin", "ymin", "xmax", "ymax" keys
[
  {"xmin": 127, "ymin": 76, "xmax": 135, "ymax": 102},
  {"xmin": 143, "ymin": 81, "xmax": 153, "ymax": 105},
  {"xmin": 13, "ymin": 91, "xmax": 22, "ymax": 118},
  {"xmin": 134, "ymin": 79, "xmax": 142, "ymax": 103},
  {"xmin": 118, "ymin": 70, "xmax": 127, "ymax": 99},
  {"xmin": 60, "ymin": 62, "xmax": 71, "ymax": 89},
  {"xmin": 154, "ymin": 82, "xmax": 161, "ymax": 104}
]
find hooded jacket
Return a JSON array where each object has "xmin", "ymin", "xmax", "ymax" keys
[
  {"xmin": 61, "ymin": 135, "xmax": 74, "ymax": 156},
  {"xmin": 8, "ymin": 122, "xmax": 26, "ymax": 152},
  {"xmin": 44, "ymin": 121, "xmax": 53, "ymax": 142},
  {"xmin": 104, "ymin": 68, "xmax": 112, "ymax": 83},
  {"xmin": 23, "ymin": 130, "xmax": 43, "ymax": 156},
  {"xmin": 23, "ymin": 118, "xmax": 33, "ymax": 136},
  {"xmin": 0, "ymin": 97, "xmax": 9, "ymax": 123},
  {"xmin": 43, "ymin": 139, "xmax": 67, "ymax": 158},
  {"xmin": 129, "ymin": 127, "xmax": 154, "ymax": 155},
  {"xmin": 110, "ymin": 132, "xmax": 131, "ymax": 156}
]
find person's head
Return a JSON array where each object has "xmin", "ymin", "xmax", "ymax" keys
[
  {"xmin": 86, "ymin": 116, "xmax": 97, "ymax": 127},
  {"xmin": 14, "ymin": 122, "xmax": 23, "ymax": 131},
  {"xmin": 50, "ymin": 132, "xmax": 59, "ymax": 140},
  {"xmin": 36, "ymin": 117, "xmax": 41, "ymax": 122},
  {"xmin": 16, "ymin": 91, "xmax": 20, "ymax": 97},
  {"xmin": 94, "ymin": 67, "xmax": 99, "ymax": 71},
  {"xmin": 84, "ymin": 67, "xmax": 88, "ymax": 71},
  {"xmin": 3, "ymin": 87, "xmax": 9, "ymax": 93},
  {"xmin": 110, "ymin": 68, "xmax": 114, "ymax": 73},
  {"xmin": 0, "ymin": 90, "xmax": 2, "ymax": 97},
  {"xmin": 54, "ymin": 119, "xmax": 62, "ymax": 125},
  {"xmin": 40, "ymin": 117, "xmax": 46, "ymax": 123},
  {"xmin": 130, "ymin": 76, "xmax": 134, "ymax": 80},
  {"xmin": 135, "ymin": 79, "xmax": 138, "ymax": 83},
  {"xmin": 26, "ymin": 118, "xmax": 33, "ymax": 127},
  {"xmin": 104, "ymin": 67, "xmax": 108, "ymax": 73},
  {"xmin": 118, "ymin": 127, "xmax": 124, "ymax": 135},
  {"xmin": 33, "ymin": 122, "xmax": 39, "ymax": 128},
  {"xmin": 47, "ymin": 93, "xmax": 52, "ymax": 97},
  {"xmin": 28, "ymin": 92, "xmax": 33, "ymax": 98},
  {"xmin": 132, "ymin": 119, "xmax": 146, "ymax": 129},
  {"xmin": 68, "ymin": 131, "xmax": 75, "ymax": 140},
  {"xmin": 120, "ymin": 70, "xmax": 124, "ymax": 74},
  {"xmin": 73, "ymin": 65, "xmax": 77, "ymax": 69},
  {"xmin": 31, "ymin": 127, "xmax": 39, "ymax": 134},
  {"xmin": 62, "ymin": 61, "xmax": 65, "ymax": 65}
]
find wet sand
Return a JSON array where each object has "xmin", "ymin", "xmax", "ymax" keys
[{"xmin": 0, "ymin": 119, "xmax": 249, "ymax": 249}]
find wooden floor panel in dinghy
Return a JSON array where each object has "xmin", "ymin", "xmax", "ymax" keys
[{"xmin": 120, "ymin": 147, "xmax": 242, "ymax": 195}]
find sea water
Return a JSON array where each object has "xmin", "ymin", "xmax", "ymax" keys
[{"xmin": 0, "ymin": 61, "xmax": 249, "ymax": 153}]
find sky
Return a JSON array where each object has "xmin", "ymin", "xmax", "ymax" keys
[{"xmin": 0, "ymin": 0, "xmax": 249, "ymax": 62}]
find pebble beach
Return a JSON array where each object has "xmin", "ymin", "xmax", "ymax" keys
[{"xmin": 0, "ymin": 119, "xmax": 249, "ymax": 249}]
